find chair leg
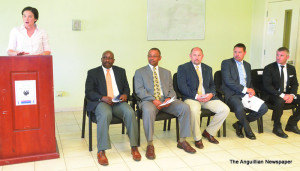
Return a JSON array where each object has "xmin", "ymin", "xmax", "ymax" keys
[
  {"xmin": 122, "ymin": 122, "xmax": 125, "ymax": 134},
  {"xmin": 167, "ymin": 119, "xmax": 171, "ymax": 130},
  {"xmin": 217, "ymin": 130, "xmax": 220, "ymax": 137},
  {"xmin": 200, "ymin": 116, "xmax": 203, "ymax": 127},
  {"xmin": 137, "ymin": 114, "xmax": 141, "ymax": 147},
  {"xmin": 176, "ymin": 118, "xmax": 179, "ymax": 142},
  {"xmin": 163, "ymin": 120, "xmax": 167, "ymax": 131},
  {"xmin": 223, "ymin": 120, "xmax": 226, "ymax": 137},
  {"xmin": 81, "ymin": 110, "xmax": 86, "ymax": 138},
  {"xmin": 257, "ymin": 116, "xmax": 263, "ymax": 133},
  {"xmin": 206, "ymin": 116, "xmax": 211, "ymax": 126},
  {"xmin": 89, "ymin": 113, "xmax": 93, "ymax": 151}
]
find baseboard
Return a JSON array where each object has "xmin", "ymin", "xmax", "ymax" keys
[{"xmin": 55, "ymin": 107, "xmax": 82, "ymax": 112}]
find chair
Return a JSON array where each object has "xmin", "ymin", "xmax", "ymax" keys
[
  {"xmin": 173, "ymin": 73, "xmax": 222, "ymax": 137},
  {"xmin": 81, "ymin": 97, "xmax": 125, "ymax": 151},
  {"xmin": 251, "ymin": 69, "xmax": 296, "ymax": 124},
  {"xmin": 132, "ymin": 77, "xmax": 179, "ymax": 146},
  {"xmin": 214, "ymin": 70, "xmax": 263, "ymax": 134}
]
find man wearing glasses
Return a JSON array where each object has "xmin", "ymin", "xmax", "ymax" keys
[{"xmin": 134, "ymin": 48, "xmax": 196, "ymax": 160}]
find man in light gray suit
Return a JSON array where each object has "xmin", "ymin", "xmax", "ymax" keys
[{"xmin": 134, "ymin": 48, "xmax": 196, "ymax": 160}]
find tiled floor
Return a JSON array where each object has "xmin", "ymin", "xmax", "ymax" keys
[{"xmin": 1, "ymin": 109, "xmax": 300, "ymax": 171}]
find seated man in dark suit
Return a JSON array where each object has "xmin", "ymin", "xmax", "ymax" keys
[
  {"xmin": 134, "ymin": 48, "xmax": 196, "ymax": 160},
  {"xmin": 263, "ymin": 47, "xmax": 300, "ymax": 138},
  {"xmin": 221, "ymin": 43, "xmax": 268, "ymax": 140},
  {"xmin": 85, "ymin": 50, "xmax": 141, "ymax": 166},
  {"xmin": 177, "ymin": 47, "xmax": 229, "ymax": 149}
]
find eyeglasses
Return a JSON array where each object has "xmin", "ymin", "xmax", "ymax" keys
[
  {"xmin": 102, "ymin": 56, "xmax": 114, "ymax": 60},
  {"xmin": 147, "ymin": 55, "xmax": 160, "ymax": 58}
]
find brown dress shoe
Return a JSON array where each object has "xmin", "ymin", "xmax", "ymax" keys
[
  {"xmin": 177, "ymin": 141, "xmax": 196, "ymax": 153},
  {"xmin": 131, "ymin": 146, "xmax": 141, "ymax": 161},
  {"xmin": 97, "ymin": 151, "xmax": 108, "ymax": 166},
  {"xmin": 195, "ymin": 139, "xmax": 204, "ymax": 149},
  {"xmin": 202, "ymin": 130, "xmax": 219, "ymax": 144},
  {"xmin": 146, "ymin": 145, "xmax": 156, "ymax": 159}
]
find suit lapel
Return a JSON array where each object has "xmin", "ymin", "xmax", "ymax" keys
[
  {"xmin": 189, "ymin": 62, "xmax": 199, "ymax": 84},
  {"xmin": 146, "ymin": 65, "xmax": 154, "ymax": 89},
  {"xmin": 112, "ymin": 66, "xmax": 120, "ymax": 92},
  {"xmin": 273, "ymin": 62, "xmax": 281, "ymax": 82},
  {"xmin": 231, "ymin": 58, "xmax": 239, "ymax": 81},
  {"xmin": 99, "ymin": 66, "xmax": 107, "ymax": 95}
]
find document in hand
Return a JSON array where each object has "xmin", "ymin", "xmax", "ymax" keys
[
  {"xmin": 159, "ymin": 96, "xmax": 177, "ymax": 107},
  {"xmin": 242, "ymin": 94, "xmax": 264, "ymax": 112},
  {"xmin": 112, "ymin": 94, "xmax": 121, "ymax": 103}
]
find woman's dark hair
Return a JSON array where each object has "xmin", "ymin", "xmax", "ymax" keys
[{"xmin": 22, "ymin": 6, "xmax": 39, "ymax": 22}]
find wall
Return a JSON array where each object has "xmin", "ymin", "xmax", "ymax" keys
[{"xmin": 0, "ymin": 0, "xmax": 254, "ymax": 111}]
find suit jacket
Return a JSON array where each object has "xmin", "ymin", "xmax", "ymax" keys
[
  {"xmin": 221, "ymin": 58, "xmax": 253, "ymax": 102},
  {"xmin": 85, "ymin": 65, "xmax": 130, "ymax": 112},
  {"xmin": 177, "ymin": 61, "xmax": 217, "ymax": 101},
  {"xmin": 134, "ymin": 65, "xmax": 176, "ymax": 106},
  {"xmin": 263, "ymin": 62, "xmax": 298, "ymax": 97}
]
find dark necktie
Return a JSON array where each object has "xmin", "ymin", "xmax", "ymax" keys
[{"xmin": 280, "ymin": 65, "xmax": 285, "ymax": 93}]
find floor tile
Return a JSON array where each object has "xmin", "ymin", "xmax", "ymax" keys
[
  {"xmin": 64, "ymin": 155, "xmax": 96, "ymax": 170},
  {"xmin": 126, "ymin": 160, "xmax": 160, "ymax": 171},
  {"xmin": 35, "ymin": 158, "xmax": 66, "ymax": 171},
  {"xmin": 2, "ymin": 162, "xmax": 34, "ymax": 171},
  {"xmin": 154, "ymin": 156, "xmax": 188, "ymax": 170}
]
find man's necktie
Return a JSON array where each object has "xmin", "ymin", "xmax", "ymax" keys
[
  {"xmin": 196, "ymin": 66, "xmax": 203, "ymax": 95},
  {"xmin": 153, "ymin": 67, "xmax": 161, "ymax": 100},
  {"xmin": 106, "ymin": 69, "xmax": 114, "ymax": 98},
  {"xmin": 280, "ymin": 65, "xmax": 285, "ymax": 93},
  {"xmin": 237, "ymin": 61, "xmax": 246, "ymax": 86}
]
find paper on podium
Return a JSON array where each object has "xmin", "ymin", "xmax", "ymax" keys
[
  {"xmin": 159, "ymin": 96, "xmax": 176, "ymax": 107},
  {"xmin": 242, "ymin": 94, "xmax": 264, "ymax": 112}
]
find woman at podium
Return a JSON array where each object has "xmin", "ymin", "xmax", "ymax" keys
[{"xmin": 7, "ymin": 6, "xmax": 51, "ymax": 56}]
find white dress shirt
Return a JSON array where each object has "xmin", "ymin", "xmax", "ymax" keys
[
  {"xmin": 7, "ymin": 24, "xmax": 51, "ymax": 55},
  {"xmin": 102, "ymin": 66, "xmax": 120, "ymax": 98}
]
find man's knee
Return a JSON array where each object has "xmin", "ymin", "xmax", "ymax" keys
[{"xmin": 260, "ymin": 103, "xmax": 268, "ymax": 114}]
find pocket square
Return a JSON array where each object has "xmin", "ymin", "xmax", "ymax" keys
[{"xmin": 289, "ymin": 75, "xmax": 294, "ymax": 77}]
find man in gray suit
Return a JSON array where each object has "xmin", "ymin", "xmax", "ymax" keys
[
  {"xmin": 134, "ymin": 48, "xmax": 196, "ymax": 159},
  {"xmin": 85, "ymin": 50, "xmax": 141, "ymax": 165},
  {"xmin": 221, "ymin": 43, "xmax": 268, "ymax": 140},
  {"xmin": 177, "ymin": 47, "xmax": 229, "ymax": 149}
]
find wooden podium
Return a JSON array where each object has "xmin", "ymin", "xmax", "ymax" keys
[{"xmin": 0, "ymin": 56, "xmax": 59, "ymax": 165}]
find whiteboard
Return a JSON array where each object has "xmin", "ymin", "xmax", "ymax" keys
[{"xmin": 147, "ymin": 0, "xmax": 205, "ymax": 40}]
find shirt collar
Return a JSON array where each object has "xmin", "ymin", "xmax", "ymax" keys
[
  {"xmin": 148, "ymin": 64, "xmax": 158, "ymax": 71},
  {"xmin": 193, "ymin": 63, "xmax": 201, "ymax": 69},
  {"xmin": 277, "ymin": 63, "xmax": 287, "ymax": 68},
  {"xmin": 20, "ymin": 24, "xmax": 39, "ymax": 31},
  {"xmin": 234, "ymin": 59, "xmax": 243, "ymax": 65},
  {"xmin": 102, "ymin": 66, "xmax": 112, "ymax": 71}
]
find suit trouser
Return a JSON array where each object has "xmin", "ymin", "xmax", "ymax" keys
[
  {"xmin": 227, "ymin": 95, "xmax": 268, "ymax": 131},
  {"xmin": 95, "ymin": 102, "xmax": 138, "ymax": 152},
  {"xmin": 268, "ymin": 94, "xmax": 300, "ymax": 127},
  {"xmin": 184, "ymin": 99, "xmax": 229, "ymax": 141},
  {"xmin": 141, "ymin": 100, "xmax": 191, "ymax": 142}
]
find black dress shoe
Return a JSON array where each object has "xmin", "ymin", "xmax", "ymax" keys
[
  {"xmin": 273, "ymin": 127, "xmax": 288, "ymax": 138},
  {"xmin": 245, "ymin": 130, "xmax": 256, "ymax": 140},
  {"xmin": 285, "ymin": 125, "xmax": 300, "ymax": 134},
  {"xmin": 232, "ymin": 122, "xmax": 244, "ymax": 138}
]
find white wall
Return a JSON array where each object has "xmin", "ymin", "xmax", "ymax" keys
[{"xmin": 0, "ymin": 0, "xmax": 254, "ymax": 111}]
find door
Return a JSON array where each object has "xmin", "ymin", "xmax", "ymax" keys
[{"xmin": 262, "ymin": 0, "xmax": 300, "ymax": 67}]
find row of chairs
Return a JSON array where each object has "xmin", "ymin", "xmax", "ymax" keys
[{"xmin": 81, "ymin": 69, "xmax": 296, "ymax": 151}]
